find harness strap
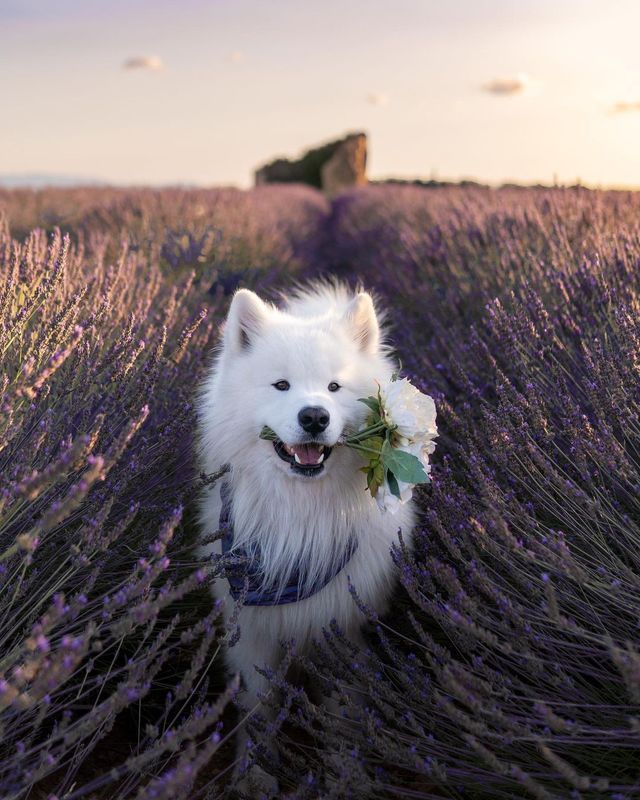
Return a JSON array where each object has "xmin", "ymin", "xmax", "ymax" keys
[{"xmin": 219, "ymin": 480, "xmax": 358, "ymax": 606}]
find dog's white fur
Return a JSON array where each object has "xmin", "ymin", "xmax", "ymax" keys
[{"xmin": 197, "ymin": 284, "xmax": 414, "ymax": 780}]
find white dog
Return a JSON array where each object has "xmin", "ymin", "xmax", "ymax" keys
[{"xmin": 197, "ymin": 284, "xmax": 414, "ymax": 787}]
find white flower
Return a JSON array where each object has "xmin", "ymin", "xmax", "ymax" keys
[
  {"xmin": 375, "ymin": 477, "xmax": 413, "ymax": 514},
  {"xmin": 348, "ymin": 376, "xmax": 438, "ymax": 513},
  {"xmin": 381, "ymin": 378, "xmax": 437, "ymax": 441},
  {"xmin": 401, "ymin": 437, "xmax": 436, "ymax": 476}
]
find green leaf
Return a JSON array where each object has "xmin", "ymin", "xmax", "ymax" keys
[
  {"xmin": 381, "ymin": 441, "xmax": 429, "ymax": 484},
  {"xmin": 357, "ymin": 436, "xmax": 384, "ymax": 455},
  {"xmin": 367, "ymin": 459, "xmax": 384, "ymax": 497},
  {"xmin": 358, "ymin": 396, "xmax": 380, "ymax": 413},
  {"xmin": 386, "ymin": 470, "xmax": 401, "ymax": 499},
  {"xmin": 259, "ymin": 425, "xmax": 278, "ymax": 441}
]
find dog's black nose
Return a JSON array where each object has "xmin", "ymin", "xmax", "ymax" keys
[{"xmin": 298, "ymin": 406, "xmax": 330, "ymax": 435}]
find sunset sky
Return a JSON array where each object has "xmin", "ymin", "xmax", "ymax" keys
[{"xmin": 2, "ymin": 0, "xmax": 640, "ymax": 188}]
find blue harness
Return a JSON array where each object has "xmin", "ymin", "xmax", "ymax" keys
[{"xmin": 219, "ymin": 481, "xmax": 358, "ymax": 606}]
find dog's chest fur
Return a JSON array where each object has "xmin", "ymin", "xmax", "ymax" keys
[{"xmin": 200, "ymin": 476, "xmax": 414, "ymax": 645}]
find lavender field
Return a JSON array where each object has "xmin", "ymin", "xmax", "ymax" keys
[{"xmin": 1, "ymin": 184, "xmax": 639, "ymax": 799}]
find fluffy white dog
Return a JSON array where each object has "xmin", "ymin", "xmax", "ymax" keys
[{"xmin": 197, "ymin": 284, "xmax": 414, "ymax": 786}]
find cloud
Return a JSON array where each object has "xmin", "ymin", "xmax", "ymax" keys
[
  {"xmin": 122, "ymin": 56, "xmax": 164, "ymax": 71},
  {"xmin": 482, "ymin": 74, "xmax": 530, "ymax": 96},
  {"xmin": 611, "ymin": 100, "xmax": 640, "ymax": 113},
  {"xmin": 229, "ymin": 51, "xmax": 245, "ymax": 64},
  {"xmin": 366, "ymin": 92, "xmax": 390, "ymax": 107}
]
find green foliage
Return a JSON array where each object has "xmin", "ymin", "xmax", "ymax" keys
[{"xmin": 381, "ymin": 440, "xmax": 428, "ymax": 484}]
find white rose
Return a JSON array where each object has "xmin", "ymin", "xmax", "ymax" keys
[
  {"xmin": 381, "ymin": 378, "xmax": 437, "ymax": 441},
  {"xmin": 375, "ymin": 477, "xmax": 413, "ymax": 514},
  {"xmin": 401, "ymin": 436, "xmax": 436, "ymax": 476}
]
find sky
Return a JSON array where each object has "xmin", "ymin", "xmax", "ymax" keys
[{"xmin": 2, "ymin": 0, "xmax": 640, "ymax": 188}]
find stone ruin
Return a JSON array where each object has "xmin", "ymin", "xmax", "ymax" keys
[{"xmin": 254, "ymin": 132, "xmax": 367, "ymax": 194}]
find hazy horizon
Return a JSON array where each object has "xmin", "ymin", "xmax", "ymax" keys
[
  {"xmin": 2, "ymin": 160, "xmax": 639, "ymax": 192},
  {"xmin": 3, "ymin": 0, "xmax": 640, "ymax": 189}
]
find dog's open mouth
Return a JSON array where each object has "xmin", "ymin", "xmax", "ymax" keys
[{"xmin": 273, "ymin": 439, "xmax": 333, "ymax": 476}]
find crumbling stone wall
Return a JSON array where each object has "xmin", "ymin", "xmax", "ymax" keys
[{"xmin": 255, "ymin": 132, "xmax": 367, "ymax": 193}]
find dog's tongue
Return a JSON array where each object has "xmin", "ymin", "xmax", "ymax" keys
[{"xmin": 290, "ymin": 444, "xmax": 324, "ymax": 465}]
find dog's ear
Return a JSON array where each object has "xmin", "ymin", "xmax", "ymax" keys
[
  {"xmin": 225, "ymin": 289, "xmax": 270, "ymax": 352},
  {"xmin": 343, "ymin": 292, "xmax": 379, "ymax": 353}
]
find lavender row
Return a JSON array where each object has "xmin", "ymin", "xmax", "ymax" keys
[
  {"xmin": 0, "ymin": 199, "xmax": 275, "ymax": 798},
  {"xmin": 2, "ymin": 183, "xmax": 640, "ymax": 798},
  {"xmin": 278, "ymin": 185, "xmax": 640, "ymax": 798}
]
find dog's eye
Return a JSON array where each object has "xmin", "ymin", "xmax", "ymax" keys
[
  {"xmin": 272, "ymin": 380, "xmax": 290, "ymax": 391},
  {"xmin": 328, "ymin": 381, "xmax": 341, "ymax": 392}
]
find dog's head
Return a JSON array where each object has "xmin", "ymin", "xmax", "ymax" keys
[{"xmin": 217, "ymin": 286, "xmax": 393, "ymax": 480}]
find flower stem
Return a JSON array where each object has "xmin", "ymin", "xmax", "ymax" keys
[
  {"xmin": 346, "ymin": 442, "xmax": 383, "ymax": 455},
  {"xmin": 345, "ymin": 422, "xmax": 388, "ymax": 444}
]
